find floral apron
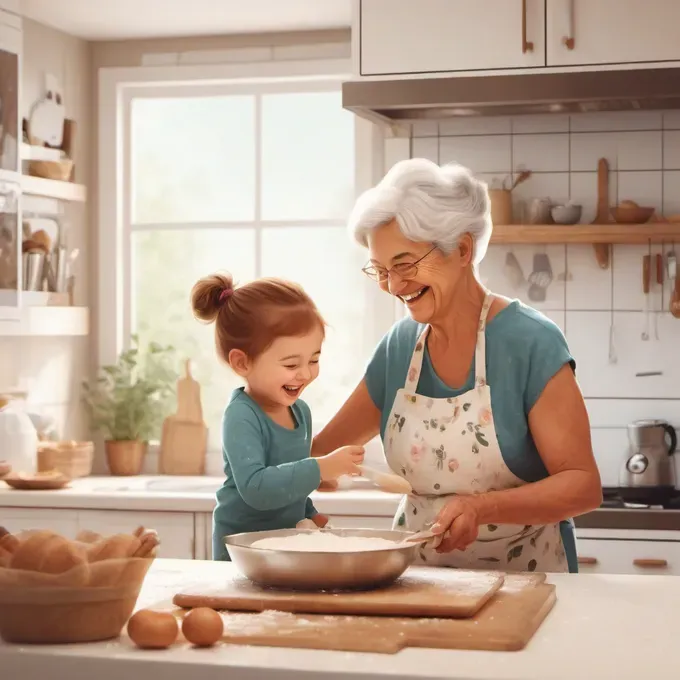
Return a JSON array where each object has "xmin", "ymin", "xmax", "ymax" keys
[{"xmin": 386, "ymin": 293, "xmax": 568, "ymax": 573}]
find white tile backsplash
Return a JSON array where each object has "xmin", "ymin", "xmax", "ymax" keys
[
  {"xmin": 439, "ymin": 135, "xmax": 511, "ymax": 173},
  {"xmin": 513, "ymin": 134, "xmax": 569, "ymax": 173},
  {"xmin": 511, "ymin": 114, "xmax": 569, "ymax": 134},
  {"xmin": 409, "ymin": 110, "xmax": 680, "ymax": 484}
]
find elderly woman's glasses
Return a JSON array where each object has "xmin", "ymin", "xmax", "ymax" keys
[{"xmin": 362, "ymin": 246, "xmax": 437, "ymax": 283}]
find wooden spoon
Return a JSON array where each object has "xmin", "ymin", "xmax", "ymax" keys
[
  {"xmin": 671, "ymin": 274, "xmax": 680, "ymax": 318},
  {"xmin": 359, "ymin": 465, "xmax": 412, "ymax": 494}
]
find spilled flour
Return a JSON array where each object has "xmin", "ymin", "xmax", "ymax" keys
[{"xmin": 251, "ymin": 533, "xmax": 399, "ymax": 553}]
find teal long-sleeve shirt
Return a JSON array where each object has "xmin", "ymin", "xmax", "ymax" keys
[{"xmin": 212, "ymin": 387, "xmax": 321, "ymax": 561}]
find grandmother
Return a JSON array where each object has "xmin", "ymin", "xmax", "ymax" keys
[{"xmin": 313, "ymin": 158, "xmax": 602, "ymax": 572}]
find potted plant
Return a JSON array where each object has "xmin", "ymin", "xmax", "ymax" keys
[{"xmin": 82, "ymin": 336, "xmax": 177, "ymax": 476}]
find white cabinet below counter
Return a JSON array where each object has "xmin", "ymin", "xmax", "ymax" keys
[
  {"xmin": 1, "ymin": 507, "xmax": 197, "ymax": 559},
  {"xmin": 576, "ymin": 529, "xmax": 680, "ymax": 575}
]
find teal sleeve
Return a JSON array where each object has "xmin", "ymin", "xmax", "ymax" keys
[
  {"xmin": 364, "ymin": 331, "xmax": 389, "ymax": 411},
  {"xmin": 524, "ymin": 320, "xmax": 576, "ymax": 413},
  {"xmin": 222, "ymin": 404, "xmax": 321, "ymax": 511},
  {"xmin": 304, "ymin": 497, "xmax": 318, "ymax": 519}
]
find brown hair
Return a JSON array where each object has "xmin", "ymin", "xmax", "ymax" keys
[{"xmin": 191, "ymin": 272, "xmax": 325, "ymax": 363}]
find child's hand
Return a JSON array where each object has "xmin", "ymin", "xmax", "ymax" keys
[
  {"xmin": 312, "ymin": 513, "xmax": 330, "ymax": 528},
  {"xmin": 317, "ymin": 445, "xmax": 364, "ymax": 481}
]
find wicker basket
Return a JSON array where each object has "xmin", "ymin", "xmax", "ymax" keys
[
  {"xmin": 0, "ymin": 557, "xmax": 153, "ymax": 644},
  {"xmin": 37, "ymin": 441, "xmax": 94, "ymax": 478},
  {"xmin": 27, "ymin": 159, "xmax": 74, "ymax": 182}
]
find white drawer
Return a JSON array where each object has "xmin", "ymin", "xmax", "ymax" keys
[
  {"xmin": 577, "ymin": 538, "xmax": 680, "ymax": 575},
  {"xmin": 328, "ymin": 516, "xmax": 394, "ymax": 530}
]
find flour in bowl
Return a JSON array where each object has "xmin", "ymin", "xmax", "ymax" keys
[{"xmin": 251, "ymin": 532, "xmax": 399, "ymax": 553}]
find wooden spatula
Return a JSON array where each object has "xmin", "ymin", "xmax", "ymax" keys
[{"xmin": 359, "ymin": 465, "xmax": 412, "ymax": 494}]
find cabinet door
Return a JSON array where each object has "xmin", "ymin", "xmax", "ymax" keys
[
  {"xmin": 547, "ymin": 0, "xmax": 680, "ymax": 66},
  {"xmin": 77, "ymin": 510, "xmax": 196, "ymax": 560},
  {"xmin": 360, "ymin": 0, "xmax": 545, "ymax": 76},
  {"xmin": 329, "ymin": 516, "xmax": 394, "ymax": 530},
  {"xmin": 577, "ymin": 538, "xmax": 680, "ymax": 575},
  {"xmin": 1, "ymin": 508, "xmax": 80, "ymax": 537}
]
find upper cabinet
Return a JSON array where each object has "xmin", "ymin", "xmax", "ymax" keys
[
  {"xmin": 358, "ymin": 0, "xmax": 546, "ymax": 76},
  {"xmin": 546, "ymin": 0, "xmax": 680, "ymax": 67},
  {"xmin": 356, "ymin": 0, "xmax": 680, "ymax": 78}
]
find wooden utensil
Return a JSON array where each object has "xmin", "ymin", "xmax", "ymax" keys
[
  {"xmin": 359, "ymin": 465, "xmax": 412, "ymax": 494},
  {"xmin": 174, "ymin": 566, "xmax": 505, "ymax": 619},
  {"xmin": 642, "ymin": 254, "xmax": 651, "ymax": 341},
  {"xmin": 170, "ymin": 573, "xmax": 554, "ymax": 654},
  {"xmin": 159, "ymin": 360, "xmax": 208, "ymax": 476},
  {"xmin": 592, "ymin": 158, "xmax": 612, "ymax": 269},
  {"xmin": 671, "ymin": 269, "xmax": 680, "ymax": 318}
]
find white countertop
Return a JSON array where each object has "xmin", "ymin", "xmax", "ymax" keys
[
  {"xmin": 0, "ymin": 475, "xmax": 402, "ymax": 516},
  {"xmin": 1, "ymin": 558, "xmax": 676, "ymax": 680}
]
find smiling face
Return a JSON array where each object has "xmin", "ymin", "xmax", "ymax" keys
[
  {"xmin": 366, "ymin": 219, "xmax": 469, "ymax": 324},
  {"xmin": 230, "ymin": 324, "xmax": 324, "ymax": 409}
]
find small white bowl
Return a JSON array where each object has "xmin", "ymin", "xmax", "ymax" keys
[{"xmin": 551, "ymin": 204, "xmax": 582, "ymax": 224}]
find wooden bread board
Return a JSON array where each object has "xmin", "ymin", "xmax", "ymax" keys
[
  {"xmin": 174, "ymin": 567, "xmax": 505, "ymax": 618},
  {"xmin": 168, "ymin": 573, "xmax": 555, "ymax": 654},
  {"xmin": 159, "ymin": 360, "xmax": 207, "ymax": 476}
]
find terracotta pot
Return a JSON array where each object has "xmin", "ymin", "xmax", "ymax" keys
[{"xmin": 104, "ymin": 440, "xmax": 147, "ymax": 476}]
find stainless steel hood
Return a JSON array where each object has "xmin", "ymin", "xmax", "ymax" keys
[{"xmin": 342, "ymin": 67, "xmax": 680, "ymax": 124}]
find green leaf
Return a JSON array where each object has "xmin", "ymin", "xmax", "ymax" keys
[
  {"xmin": 479, "ymin": 557, "xmax": 501, "ymax": 563},
  {"xmin": 475, "ymin": 432, "xmax": 489, "ymax": 447},
  {"xmin": 512, "ymin": 545, "xmax": 524, "ymax": 558}
]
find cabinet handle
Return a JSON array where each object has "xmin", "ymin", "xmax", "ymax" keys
[
  {"xmin": 562, "ymin": 0, "xmax": 575, "ymax": 50},
  {"xmin": 578, "ymin": 556, "xmax": 598, "ymax": 565},
  {"xmin": 521, "ymin": 0, "xmax": 534, "ymax": 53},
  {"xmin": 633, "ymin": 558, "xmax": 668, "ymax": 568}
]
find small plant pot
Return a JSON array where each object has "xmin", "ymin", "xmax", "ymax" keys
[{"xmin": 105, "ymin": 440, "xmax": 147, "ymax": 476}]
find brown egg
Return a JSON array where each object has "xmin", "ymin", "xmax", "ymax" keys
[
  {"xmin": 181, "ymin": 607, "xmax": 224, "ymax": 647},
  {"xmin": 127, "ymin": 609, "xmax": 179, "ymax": 650}
]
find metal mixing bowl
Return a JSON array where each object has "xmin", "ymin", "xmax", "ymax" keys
[{"xmin": 224, "ymin": 528, "xmax": 418, "ymax": 591}]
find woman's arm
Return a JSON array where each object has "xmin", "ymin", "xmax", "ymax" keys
[
  {"xmin": 312, "ymin": 379, "xmax": 381, "ymax": 457},
  {"xmin": 434, "ymin": 365, "xmax": 602, "ymax": 550}
]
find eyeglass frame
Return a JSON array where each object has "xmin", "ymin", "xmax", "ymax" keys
[{"xmin": 361, "ymin": 246, "xmax": 438, "ymax": 283}]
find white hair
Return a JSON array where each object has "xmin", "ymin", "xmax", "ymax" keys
[{"xmin": 348, "ymin": 158, "xmax": 492, "ymax": 265}]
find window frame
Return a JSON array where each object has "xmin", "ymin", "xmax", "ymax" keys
[{"xmin": 97, "ymin": 57, "xmax": 395, "ymax": 449}]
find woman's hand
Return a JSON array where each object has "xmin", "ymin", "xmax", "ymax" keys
[{"xmin": 430, "ymin": 496, "xmax": 481, "ymax": 553}]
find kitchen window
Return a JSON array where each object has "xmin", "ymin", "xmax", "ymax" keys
[{"xmin": 98, "ymin": 59, "xmax": 392, "ymax": 457}]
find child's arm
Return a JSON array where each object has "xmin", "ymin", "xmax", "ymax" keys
[
  {"xmin": 224, "ymin": 403, "xmax": 320, "ymax": 511},
  {"xmin": 304, "ymin": 497, "xmax": 318, "ymax": 519}
]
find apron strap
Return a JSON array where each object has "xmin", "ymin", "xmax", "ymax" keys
[
  {"xmin": 404, "ymin": 326, "xmax": 429, "ymax": 392},
  {"xmin": 474, "ymin": 292, "xmax": 494, "ymax": 387}
]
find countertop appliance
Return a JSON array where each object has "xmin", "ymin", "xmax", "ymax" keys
[{"xmin": 619, "ymin": 419, "xmax": 678, "ymax": 506}]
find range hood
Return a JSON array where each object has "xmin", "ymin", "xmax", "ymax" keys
[{"xmin": 342, "ymin": 67, "xmax": 680, "ymax": 124}]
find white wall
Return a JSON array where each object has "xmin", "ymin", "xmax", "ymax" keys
[{"xmin": 403, "ymin": 110, "xmax": 680, "ymax": 486}]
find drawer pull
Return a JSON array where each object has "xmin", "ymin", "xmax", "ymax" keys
[
  {"xmin": 633, "ymin": 558, "xmax": 668, "ymax": 569},
  {"xmin": 578, "ymin": 556, "xmax": 598, "ymax": 565},
  {"xmin": 521, "ymin": 0, "xmax": 534, "ymax": 53}
]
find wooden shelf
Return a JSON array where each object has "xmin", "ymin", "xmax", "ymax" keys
[
  {"xmin": 21, "ymin": 175, "xmax": 86, "ymax": 203},
  {"xmin": 491, "ymin": 223, "xmax": 680, "ymax": 244},
  {"xmin": 0, "ymin": 306, "xmax": 89, "ymax": 337}
]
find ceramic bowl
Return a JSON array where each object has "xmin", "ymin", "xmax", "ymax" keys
[{"xmin": 550, "ymin": 204, "xmax": 582, "ymax": 224}]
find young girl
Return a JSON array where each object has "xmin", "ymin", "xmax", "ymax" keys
[{"xmin": 191, "ymin": 272, "xmax": 365, "ymax": 561}]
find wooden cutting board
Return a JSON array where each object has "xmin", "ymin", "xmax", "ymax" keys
[
  {"xmin": 591, "ymin": 157, "xmax": 612, "ymax": 269},
  {"xmin": 159, "ymin": 360, "xmax": 207, "ymax": 475},
  {"xmin": 169, "ymin": 573, "xmax": 554, "ymax": 654},
  {"xmin": 174, "ymin": 567, "xmax": 505, "ymax": 618}
]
